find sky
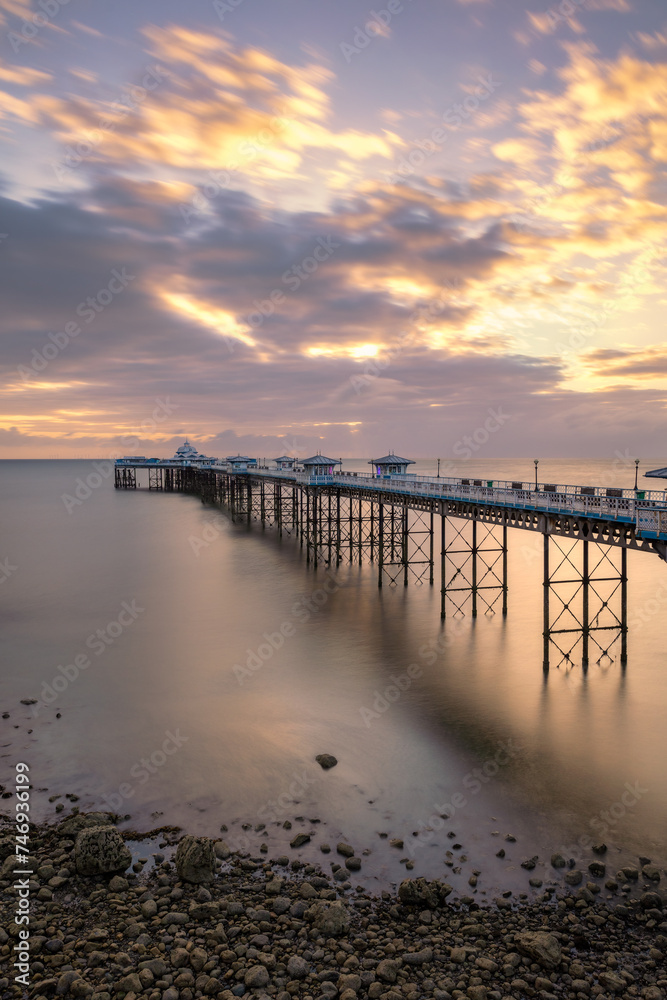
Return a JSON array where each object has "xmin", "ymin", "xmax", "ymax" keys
[{"xmin": 1, "ymin": 0, "xmax": 667, "ymax": 461}]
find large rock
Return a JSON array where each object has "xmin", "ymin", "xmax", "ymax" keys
[
  {"xmin": 59, "ymin": 812, "xmax": 114, "ymax": 836},
  {"xmin": 316, "ymin": 753, "xmax": 338, "ymax": 769},
  {"xmin": 175, "ymin": 835, "xmax": 215, "ymax": 884},
  {"xmin": 306, "ymin": 900, "xmax": 350, "ymax": 936},
  {"xmin": 286, "ymin": 955, "xmax": 309, "ymax": 979},
  {"xmin": 514, "ymin": 930, "xmax": 562, "ymax": 969},
  {"xmin": 398, "ymin": 877, "xmax": 453, "ymax": 909},
  {"xmin": 74, "ymin": 826, "xmax": 131, "ymax": 876}
]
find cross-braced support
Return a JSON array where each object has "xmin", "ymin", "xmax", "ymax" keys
[
  {"xmin": 440, "ymin": 516, "xmax": 508, "ymax": 617},
  {"xmin": 542, "ymin": 533, "xmax": 628, "ymax": 671},
  {"xmin": 379, "ymin": 505, "xmax": 434, "ymax": 587},
  {"xmin": 114, "ymin": 467, "xmax": 137, "ymax": 489}
]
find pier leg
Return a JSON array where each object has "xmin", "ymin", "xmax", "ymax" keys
[
  {"xmin": 502, "ymin": 524, "xmax": 508, "ymax": 615},
  {"xmin": 440, "ymin": 514, "xmax": 446, "ymax": 618},
  {"xmin": 471, "ymin": 519, "xmax": 478, "ymax": 617},
  {"xmin": 543, "ymin": 532, "xmax": 550, "ymax": 672},
  {"xmin": 582, "ymin": 540, "xmax": 589, "ymax": 669},
  {"xmin": 621, "ymin": 546, "xmax": 628, "ymax": 665},
  {"xmin": 378, "ymin": 502, "xmax": 384, "ymax": 588}
]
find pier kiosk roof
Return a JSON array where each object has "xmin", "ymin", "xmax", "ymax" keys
[
  {"xmin": 274, "ymin": 455, "xmax": 297, "ymax": 469},
  {"xmin": 301, "ymin": 454, "xmax": 341, "ymax": 475},
  {"xmin": 226, "ymin": 454, "xmax": 256, "ymax": 471},
  {"xmin": 369, "ymin": 452, "xmax": 415, "ymax": 475},
  {"xmin": 646, "ymin": 467, "xmax": 667, "ymax": 479}
]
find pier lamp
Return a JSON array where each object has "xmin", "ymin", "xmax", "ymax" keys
[
  {"xmin": 634, "ymin": 458, "xmax": 640, "ymax": 491},
  {"xmin": 437, "ymin": 458, "xmax": 441, "ymax": 478},
  {"xmin": 534, "ymin": 459, "xmax": 539, "ymax": 491}
]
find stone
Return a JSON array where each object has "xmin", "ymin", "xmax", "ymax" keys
[
  {"xmin": 175, "ymin": 835, "xmax": 215, "ymax": 884},
  {"xmin": 618, "ymin": 866, "xmax": 639, "ymax": 880},
  {"xmin": 598, "ymin": 970, "xmax": 626, "ymax": 992},
  {"xmin": 316, "ymin": 753, "xmax": 338, "ymax": 769},
  {"xmin": 591, "ymin": 843, "xmax": 607, "ymax": 854},
  {"xmin": 398, "ymin": 877, "xmax": 453, "ymax": 908},
  {"xmin": 643, "ymin": 864, "xmax": 662, "ymax": 881},
  {"xmin": 290, "ymin": 833, "xmax": 311, "ymax": 848},
  {"xmin": 56, "ymin": 971, "xmax": 81, "ymax": 995},
  {"xmin": 550, "ymin": 854, "xmax": 566, "ymax": 868},
  {"xmin": 307, "ymin": 899, "xmax": 350, "ymax": 936},
  {"xmin": 245, "ymin": 965, "xmax": 270, "ymax": 989},
  {"xmin": 389, "ymin": 838, "xmax": 404, "ymax": 849},
  {"xmin": 337, "ymin": 842, "xmax": 355, "ymax": 857},
  {"xmin": 213, "ymin": 840, "xmax": 230, "ymax": 859},
  {"xmin": 402, "ymin": 947, "xmax": 432, "ymax": 965},
  {"xmin": 564, "ymin": 869, "xmax": 583, "ymax": 885},
  {"xmin": 514, "ymin": 930, "xmax": 562, "ymax": 969},
  {"xmin": 286, "ymin": 955, "xmax": 309, "ymax": 979},
  {"xmin": 141, "ymin": 899, "xmax": 158, "ymax": 919},
  {"xmin": 74, "ymin": 826, "xmax": 131, "ymax": 876},
  {"xmin": 346, "ymin": 857, "xmax": 362, "ymax": 871},
  {"xmin": 467, "ymin": 988, "xmax": 487, "ymax": 1000},
  {"xmin": 58, "ymin": 812, "xmax": 114, "ymax": 836},
  {"xmin": 116, "ymin": 973, "xmax": 142, "ymax": 994},
  {"xmin": 109, "ymin": 875, "xmax": 128, "ymax": 892},
  {"xmin": 376, "ymin": 959, "xmax": 400, "ymax": 983},
  {"xmin": 588, "ymin": 861, "xmax": 606, "ymax": 877}
]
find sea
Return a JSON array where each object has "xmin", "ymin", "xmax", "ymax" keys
[{"xmin": 1, "ymin": 457, "xmax": 666, "ymax": 897}]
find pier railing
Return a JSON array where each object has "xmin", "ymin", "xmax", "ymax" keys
[{"xmin": 236, "ymin": 468, "xmax": 667, "ymax": 536}]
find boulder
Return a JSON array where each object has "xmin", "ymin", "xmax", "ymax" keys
[
  {"xmin": 315, "ymin": 753, "xmax": 338, "ymax": 769},
  {"xmin": 175, "ymin": 835, "xmax": 215, "ymax": 884},
  {"xmin": 514, "ymin": 930, "xmax": 562, "ymax": 969},
  {"xmin": 398, "ymin": 877, "xmax": 453, "ymax": 909},
  {"xmin": 376, "ymin": 959, "xmax": 400, "ymax": 983},
  {"xmin": 244, "ymin": 965, "xmax": 269, "ymax": 989},
  {"xmin": 306, "ymin": 900, "xmax": 350, "ymax": 936},
  {"xmin": 59, "ymin": 812, "xmax": 114, "ymax": 836},
  {"xmin": 286, "ymin": 955, "xmax": 309, "ymax": 979},
  {"xmin": 74, "ymin": 827, "xmax": 131, "ymax": 876}
]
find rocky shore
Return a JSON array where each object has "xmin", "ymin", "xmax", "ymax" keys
[{"xmin": 1, "ymin": 813, "xmax": 666, "ymax": 1000}]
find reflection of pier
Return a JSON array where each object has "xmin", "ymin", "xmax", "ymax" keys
[{"xmin": 115, "ymin": 456, "xmax": 667, "ymax": 671}]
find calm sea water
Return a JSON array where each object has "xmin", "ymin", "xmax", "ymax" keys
[{"xmin": 1, "ymin": 458, "xmax": 666, "ymax": 897}]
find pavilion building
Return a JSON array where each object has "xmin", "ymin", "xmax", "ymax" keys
[{"xmin": 369, "ymin": 452, "xmax": 415, "ymax": 477}]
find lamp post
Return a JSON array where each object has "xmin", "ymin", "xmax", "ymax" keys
[
  {"xmin": 437, "ymin": 458, "xmax": 441, "ymax": 478},
  {"xmin": 634, "ymin": 458, "xmax": 639, "ymax": 491},
  {"xmin": 534, "ymin": 459, "xmax": 539, "ymax": 491}
]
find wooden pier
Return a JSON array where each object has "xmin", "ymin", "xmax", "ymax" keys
[{"xmin": 115, "ymin": 460, "xmax": 667, "ymax": 671}]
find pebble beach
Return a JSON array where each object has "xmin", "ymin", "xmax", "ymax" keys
[{"xmin": 1, "ymin": 810, "xmax": 666, "ymax": 1000}]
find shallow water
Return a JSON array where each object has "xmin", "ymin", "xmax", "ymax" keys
[{"xmin": 1, "ymin": 458, "xmax": 666, "ymax": 897}]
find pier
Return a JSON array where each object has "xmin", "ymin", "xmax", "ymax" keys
[{"xmin": 115, "ymin": 454, "xmax": 667, "ymax": 670}]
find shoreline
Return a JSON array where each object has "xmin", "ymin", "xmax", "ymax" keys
[{"xmin": 1, "ymin": 814, "xmax": 665, "ymax": 1000}]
